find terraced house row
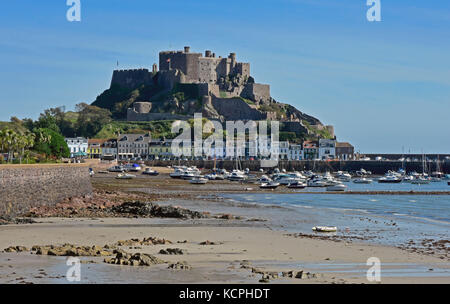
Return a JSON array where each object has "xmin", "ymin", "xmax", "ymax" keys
[{"xmin": 66, "ymin": 134, "xmax": 354, "ymax": 161}]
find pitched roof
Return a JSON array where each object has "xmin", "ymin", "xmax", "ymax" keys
[
  {"xmin": 118, "ymin": 133, "xmax": 152, "ymax": 143},
  {"xmin": 336, "ymin": 142, "xmax": 354, "ymax": 148},
  {"xmin": 88, "ymin": 139, "xmax": 107, "ymax": 145}
]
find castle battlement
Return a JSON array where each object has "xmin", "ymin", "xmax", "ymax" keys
[
  {"xmin": 159, "ymin": 46, "xmax": 251, "ymax": 84},
  {"xmin": 111, "ymin": 68, "xmax": 153, "ymax": 89}
]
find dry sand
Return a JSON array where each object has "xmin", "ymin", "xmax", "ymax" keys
[{"xmin": 0, "ymin": 217, "xmax": 448, "ymax": 284}]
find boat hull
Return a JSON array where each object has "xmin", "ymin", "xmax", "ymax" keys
[{"xmin": 378, "ymin": 179, "xmax": 402, "ymax": 183}]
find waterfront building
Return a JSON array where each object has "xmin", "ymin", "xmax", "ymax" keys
[
  {"xmin": 288, "ymin": 144, "xmax": 303, "ymax": 160},
  {"xmin": 149, "ymin": 139, "xmax": 173, "ymax": 160},
  {"xmin": 302, "ymin": 140, "xmax": 319, "ymax": 160},
  {"xmin": 88, "ymin": 139, "xmax": 106, "ymax": 159},
  {"xmin": 101, "ymin": 139, "xmax": 118, "ymax": 160},
  {"xmin": 279, "ymin": 141, "xmax": 290, "ymax": 160},
  {"xmin": 117, "ymin": 133, "xmax": 152, "ymax": 160},
  {"xmin": 65, "ymin": 137, "xmax": 88, "ymax": 158},
  {"xmin": 336, "ymin": 142, "xmax": 355, "ymax": 160},
  {"xmin": 318, "ymin": 139, "xmax": 336, "ymax": 160}
]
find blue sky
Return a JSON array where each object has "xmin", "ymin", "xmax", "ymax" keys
[{"xmin": 0, "ymin": 0, "xmax": 449, "ymax": 153}]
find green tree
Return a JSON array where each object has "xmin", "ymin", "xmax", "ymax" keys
[
  {"xmin": 75, "ymin": 103, "xmax": 112, "ymax": 138},
  {"xmin": 33, "ymin": 128, "xmax": 69, "ymax": 159}
]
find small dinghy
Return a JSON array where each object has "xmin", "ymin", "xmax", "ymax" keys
[
  {"xmin": 312, "ymin": 226, "xmax": 337, "ymax": 232},
  {"xmin": 189, "ymin": 177, "xmax": 208, "ymax": 184},
  {"xmin": 142, "ymin": 168, "xmax": 159, "ymax": 176},
  {"xmin": 259, "ymin": 182, "xmax": 280, "ymax": 189},
  {"xmin": 116, "ymin": 173, "xmax": 136, "ymax": 179}
]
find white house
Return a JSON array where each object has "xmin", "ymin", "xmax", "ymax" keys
[
  {"xmin": 288, "ymin": 144, "xmax": 303, "ymax": 160},
  {"xmin": 65, "ymin": 137, "xmax": 88, "ymax": 158},
  {"xmin": 318, "ymin": 139, "xmax": 336, "ymax": 160},
  {"xmin": 279, "ymin": 141, "xmax": 290, "ymax": 160}
]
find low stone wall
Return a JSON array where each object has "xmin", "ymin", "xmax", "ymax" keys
[{"xmin": 0, "ymin": 164, "xmax": 93, "ymax": 217}]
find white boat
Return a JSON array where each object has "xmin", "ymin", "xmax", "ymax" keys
[
  {"xmin": 307, "ymin": 178, "xmax": 328, "ymax": 187},
  {"xmin": 353, "ymin": 177, "xmax": 372, "ymax": 184},
  {"xmin": 108, "ymin": 165, "xmax": 125, "ymax": 173},
  {"xmin": 335, "ymin": 171, "xmax": 352, "ymax": 182},
  {"xmin": 356, "ymin": 168, "xmax": 372, "ymax": 176},
  {"xmin": 189, "ymin": 177, "xmax": 208, "ymax": 184},
  {"xmin": 411, "ymin": 177, "xmax": 430, "ymax": 185},
  {"xmin": 258, "ymin": 175, "xmax": 272, "ymax": 184},
  {"xmin": 181, "ymin": 171, "xmax": 196, "ymax": 180},
  {"xmin": 142, "ymin": 168, "xmax": 159, "ymax": 176},
  {"xmin": 169, "ymin": 168, "xmax": 184, "ymax": 179},
  {"xmin": 287, "ymin": 181, "xmax": 307, "ymax": 189},
  {"xmin": 378, "ymin": 175, "xmax": 402, "ymax": 183},
  {"xmin": 214, "ymin": 174, "xmax": 225, "ymax": 180},
  {"xmin": 260, "ymin": 182, "xmax": 280, "ymax": 189},
  {"xmin": 312, "ymin": 226, "xmax": 337, "ymax": 232},
  {"xmin": 228, "ymin": 171, "xmax": 246, "ymax": 181},
  {"xmin": 116, "ymin": 173, "xmax": 136, "ymax": 179},
  {"xmin": 326, "ymin": 184, "xmax": 347, "ymax": 192},
  {"xmin": 402, "ymin": 175, "xmax": 414, "ymax": 183}
]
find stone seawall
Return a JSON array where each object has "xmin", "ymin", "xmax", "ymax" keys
[
  {"xmin": 0, "ymin": 164, "xmax": 93, "ymax": 217},
  {"xmin": 144, "ymin": 160, "xmax": 450, "ymax": 175}
]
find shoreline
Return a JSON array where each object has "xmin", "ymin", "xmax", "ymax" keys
[
  {"xmin": 0, "ymin": 171, "xmax": 449, "ymax": 284},
  {"xmin": 1, "ymin": 217, "xmax": 449, "ymax": 284}
]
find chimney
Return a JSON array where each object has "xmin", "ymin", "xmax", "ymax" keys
[{"xmin": 184, "ymin": 46, "xmax": 190, "ymax": 53}]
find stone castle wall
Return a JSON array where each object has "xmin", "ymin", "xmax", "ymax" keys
[
  {"xmin": 159, "ymin": 51, "xmax": 202, "ymax": 83},
  {"xmin": 0, "ymin": 164, "xmax": 93, "ymax": 217},
  {"xmin": 159, "ymin": 48, "xmax": 250, "ymax": 85},
  {"xmin": 127, "ymin": 108, "xmax": 190, "ymax": 121},
  {"xmin": 211, "ymin": 97, "xmax": 268, "ymax": 121},
  {"xmin": 241, "ymin": 83, "xmax": 271, "ymax": 104},
  {"xmin": 111, "ymin": 69, "xmax": 153, "ymax": 89}
]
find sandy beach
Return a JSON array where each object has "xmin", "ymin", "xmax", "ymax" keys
[{"xmin": 0, "ymin": 167, "xmax": 449, "ymax": 284}]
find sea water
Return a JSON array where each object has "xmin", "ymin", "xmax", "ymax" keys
[{"xmin": 222, "ymin": 182, "xmax": 450, "ymax": 248}]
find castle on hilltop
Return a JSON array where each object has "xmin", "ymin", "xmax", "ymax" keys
[
  {"xmin": 104, "ymin": 46, "xmax": 333, "ymax": 140},
  {"xmin": 110, "ymin": 47, "xmax": 274, "ymax": 121}
]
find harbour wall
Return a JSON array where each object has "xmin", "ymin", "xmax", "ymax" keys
[
  {"xmin": 144, "ymin": 160, "xmax": 450, "ymax": 175},
  {"xmin": 0, "ymin": 164, "xmax": 93, "ymax": 217}
]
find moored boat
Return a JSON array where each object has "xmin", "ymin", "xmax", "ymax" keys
[
  {"xmin": 260, "ymin": 182, "xmax": 280, "ymax": 189},
  {"xmin": 142, "ymin": 168, "xmax": 159, "ymax": 176},
  {"xmin": 326, "ymin": 183, "xmax": 347, "ymax": 192},
  {"xmin": 312, "ymin": 226, "xmax": 337, "ymax": 232},
  {"xmin": 116, "ymin": 173, "xmax": 136, "ymax": 179},
  {"xmin": 411, "ymin": 177, "xmax": 430, "ymax": 185},
  {"xmin": 189, "ymin": 177, "xmax": 208, "ymax": 184},
  {"xmin": 353, "ymin": 177, "xmax": 372, "ymax": 184},
  {"xmin": 108, "ymin": 165, "xmax": 125, "ymax": 173},
  {"xmin": 287, "ymin": 181, "xmax": 307, "ymax": 189},
  {"xmin": 378, "ymin": 175, "xmax": 402, "ymax": 183}
]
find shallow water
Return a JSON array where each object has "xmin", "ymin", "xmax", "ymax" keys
[{"xmin": 222, "ymin": 191, "xmax": 450, "ymax": 248}]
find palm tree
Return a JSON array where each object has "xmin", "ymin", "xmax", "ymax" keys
[{"xmin": 3, "ymin": 129, "xmax": 17, "ymax": 163}]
